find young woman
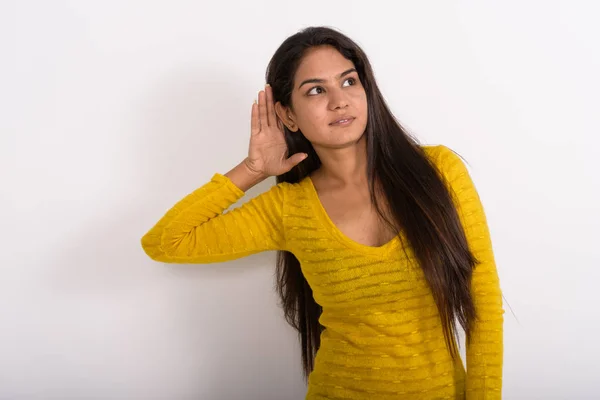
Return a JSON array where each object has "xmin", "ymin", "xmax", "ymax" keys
[{"xmin": 141, "ymin": 26, "xmax": 504, "ymax": 400}]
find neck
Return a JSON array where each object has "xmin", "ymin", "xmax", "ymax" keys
[{"xmin": 312, "ymin": 133, "xmax": 368, "ymax": 187}]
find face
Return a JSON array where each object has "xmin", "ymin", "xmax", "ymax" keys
[{"xmin": 275, "ymin": 45, "xmax": 368, "ymax": 149}]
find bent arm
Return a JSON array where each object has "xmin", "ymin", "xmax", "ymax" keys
[{"xmin": 141, "ymin": 172, "xmax": 287, "ymax": 263}]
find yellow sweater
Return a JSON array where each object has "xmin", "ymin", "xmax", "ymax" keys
[{"xmin": 141, "ymin": 144, "xmax": 504, "ymax": 399}]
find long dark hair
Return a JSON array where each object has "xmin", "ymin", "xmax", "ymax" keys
[{"xmin": 266, "ymin": 26, "xmax": 477, "ymax": 380}]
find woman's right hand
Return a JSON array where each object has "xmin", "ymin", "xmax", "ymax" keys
[{"xmin": 244, "ymin": 85, "xmax": 307, "ymax": 177}]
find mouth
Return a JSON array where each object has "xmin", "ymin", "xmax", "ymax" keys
[{"xmin": 329, "ymin": 117, "xmax": 355, "ymax": 126}]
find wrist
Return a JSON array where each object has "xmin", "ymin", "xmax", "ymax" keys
[
  {"xmin": 225, "ymin": 159, "xmax": 268, "ymax": 192},
  {"xmin": 242, "ymin": 158, "xmax": 269, "ymax": 181}
]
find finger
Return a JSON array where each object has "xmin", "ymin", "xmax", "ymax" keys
[
  {"xmin": 258, "ymin": 90, "xmax": 269, "ymax": 128},
  {"xmin": 285, "ymin": 152, "xmax": 308, "ymax": 170},
  {"xmin": 265, "ymin": 84, "xmax": 275, "ymax": 127},
  {"xmin": 251, "ymin": 100, "xmax": 259, "ymax": 135}
]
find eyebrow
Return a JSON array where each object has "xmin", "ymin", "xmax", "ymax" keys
[{"xmin": 298, "ymin": 68, "xmax": 357, "ymax": 90}]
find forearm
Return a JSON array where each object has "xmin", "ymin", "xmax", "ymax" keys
[
  {"xmin": 141, "ymin": 166, "xmax": 287, "ymax": 263},
  {"xmin": 466, "ymin": 257, "xmax": 504, "ymax": 398}
]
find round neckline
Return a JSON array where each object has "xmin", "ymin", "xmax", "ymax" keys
[{"xmin": 302, "ymin": 175, "xmax": 402, "ymax": 256}]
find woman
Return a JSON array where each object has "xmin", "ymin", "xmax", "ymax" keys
[{"xmin": 141, "ymin": 26, "xmax": 504, "ymax": 399}]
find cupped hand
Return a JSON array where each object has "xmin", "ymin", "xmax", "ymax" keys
[{"xmin": 244, "ymin": 85, "xmax": 307, "ymax": 177}]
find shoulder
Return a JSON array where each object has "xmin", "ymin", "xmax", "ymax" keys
[
  {"xmin": 420, "ymin": 144, "xmax": 462, "ymax": 165},
  {"xmin": 215, "ymin": 173, "xmax": 302, "ymax": 204},
  {"xmin": 420, "ymin": 144, "xmax": 471, "ymax": 182},
  {"xmin": 273, "ymin": 178, "xmax": 304, "ymax": 192},
  {"xmin": 266, "ymin": 178, "xmax": 306, "ymax": 202}
]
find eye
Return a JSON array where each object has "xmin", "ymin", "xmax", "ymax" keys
[
  {"xmin": 307, "ymin": 86, "xmax": 325, "ymax": 96},
  {"xmin": 343, "ymin": 77, "xmax": 357, "ymax": 87},
  {"xmin": 306, "ymin": 77, "xmax": 358, "ymax": 96}
]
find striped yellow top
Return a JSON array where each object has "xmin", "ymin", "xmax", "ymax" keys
[{"xmin": 141, "ymin": 144, "xmax": 504, "ymax": 399}]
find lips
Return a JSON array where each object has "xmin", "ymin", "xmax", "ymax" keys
[{"xmin": 330, "ymin": 117, "xmax": 355, "ymax": 126}]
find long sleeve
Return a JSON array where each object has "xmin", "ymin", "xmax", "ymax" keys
[
  {"xmin": 141, "ymin": 173, "xmax": 288, "ymax": 263},
  {"xmin": 437, "ymin": 146, "xmax": 505, "ymax": 399}
]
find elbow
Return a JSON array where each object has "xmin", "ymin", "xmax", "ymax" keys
[
  {"xmin": 140, "ymin": 232, "xmax": 173, "ymax": 262},
  {"xmin": 141, "ymin": 229, "xmax": 193, "ymax": 263},
  {"xmin": 141, "ymin": 228, "xmax": 220, "ymax": 264}
]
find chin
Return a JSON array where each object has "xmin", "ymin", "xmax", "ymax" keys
[{"xmin": 324, "ymin": 130, "xmax": 365, "ymax": 148}]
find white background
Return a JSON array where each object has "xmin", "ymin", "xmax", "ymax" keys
[{"xmin": 2, "ymin": 1, "xmax": 599, "ymax": 399}]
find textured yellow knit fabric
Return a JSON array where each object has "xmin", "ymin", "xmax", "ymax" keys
[{"xmin": 141, "ymin": 144, "xmax": 504, "ymax": 399}]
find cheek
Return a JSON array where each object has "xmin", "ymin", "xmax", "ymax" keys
[
  {"xmin": 300, "ymin": 101, "xmax": 328, "ymax": 126},
  {"xmin": 358, "ymin": 94, "xmax": 369, "ymax": 118},
  {"xmin": 353, "ymin": 90, "xmax": 367, "ymax": 106}
]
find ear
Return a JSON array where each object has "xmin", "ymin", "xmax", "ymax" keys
[{"xmin": 275, "ymin": 101, "xmax": 299, "ymax": 132}]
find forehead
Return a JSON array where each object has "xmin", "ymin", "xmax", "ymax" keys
[{"xmin": 294, "ymin": 45, "xmax": 355, "ymax": 82}]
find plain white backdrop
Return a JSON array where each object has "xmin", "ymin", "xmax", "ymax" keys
[{"xmin": 2, "ymin": 1, "xmax": 599, "ymax": 399}]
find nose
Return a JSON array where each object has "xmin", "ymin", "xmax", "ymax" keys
[{"xmin": 328, "ymin": 88, "xmax": 348, "ymax": 110}]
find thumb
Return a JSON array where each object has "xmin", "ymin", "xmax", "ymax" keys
[{"xmin": 285, "ymin": 152, "xmax": 308, "ymax": 169}]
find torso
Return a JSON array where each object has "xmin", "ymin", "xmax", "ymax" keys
[{"xmin": 309, "ymin": 172, "xmax": 397, "ymax": 248}]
